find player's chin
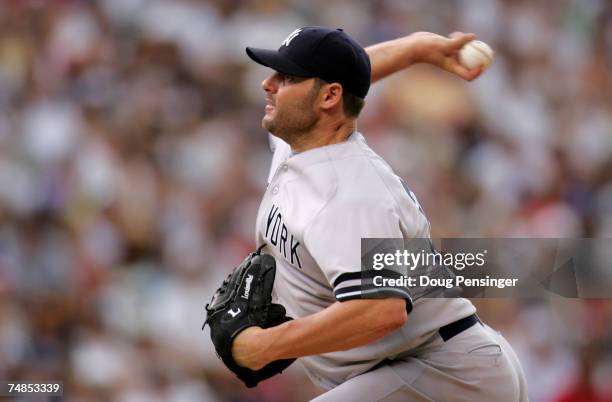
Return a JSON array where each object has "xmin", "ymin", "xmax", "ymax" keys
[{"xmin": 262, "ymin": 116, "xmax": 274, "ymax": 132}]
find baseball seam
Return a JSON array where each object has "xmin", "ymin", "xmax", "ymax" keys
[{"xmin": 470, "ymin": 43, "xmax": 493, "ymax": 65}]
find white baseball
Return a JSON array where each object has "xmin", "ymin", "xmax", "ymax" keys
[{"xmin": 458, "ymin": 40, "xmax": 494, "ymax": 70}]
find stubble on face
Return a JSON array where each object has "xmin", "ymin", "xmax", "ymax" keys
[{"xmin": 262, "ymin": 79, "xmax": 321, "ymax": 143}]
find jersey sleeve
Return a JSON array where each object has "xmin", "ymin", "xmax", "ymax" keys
[{"xmin": 303, "ymin": 196, "xmax": 413, "ymax": 312}]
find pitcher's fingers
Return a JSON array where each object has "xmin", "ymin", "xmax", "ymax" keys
[
  {"xmin": 460, "ymin": 65, "xmax": 484, "ymax": 81},
  {"xmin": 449, "ymin": 32, "xmax": 477, "ymax": 49},
  {"xmin": 446, "ymin": 60, "xmax": 483, "ymax": 81}
]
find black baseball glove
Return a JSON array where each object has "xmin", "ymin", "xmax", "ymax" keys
[{"xmin": 203, "ymin": 246, "xmax": 295, "ymax": 388}]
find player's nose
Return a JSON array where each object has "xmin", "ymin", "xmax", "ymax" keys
[{"xmin": 261, "ymin": 73, "xmax": 277, "ymax": 94}]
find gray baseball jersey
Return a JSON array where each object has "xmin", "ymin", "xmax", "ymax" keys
[{"xmin": 255, "ymin": 132, "xmax": 476, "ymax": 390}]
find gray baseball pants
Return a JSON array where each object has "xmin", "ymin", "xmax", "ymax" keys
[{"xmin": 312, "ymin": 323, "xmax": 528, "ymax": 402}]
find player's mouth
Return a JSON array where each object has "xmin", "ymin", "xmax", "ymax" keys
[{"xmin": 265, "ymin": 98, "xmax": 275, "ymax": 113}]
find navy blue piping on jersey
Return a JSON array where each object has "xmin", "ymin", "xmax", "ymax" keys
[{"xmin": 333, "ymin": 269, "xmax": 413, "ymax": 314}]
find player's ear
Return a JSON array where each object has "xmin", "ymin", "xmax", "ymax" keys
[{"xmin": 319, "ymin": 83, "xmax": 343, "ymax": 111}]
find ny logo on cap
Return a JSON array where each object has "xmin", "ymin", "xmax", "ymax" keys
[{"xmin": 281, "ymin": 28, "xmax": 302, "ymax": 47}]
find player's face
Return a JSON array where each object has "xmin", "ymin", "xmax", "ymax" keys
[{"xmin": 260, "ymin": 72, "xmax": 320, "ymax": 139}]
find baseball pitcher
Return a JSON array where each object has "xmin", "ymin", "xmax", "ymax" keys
[{"xmin": 205, "ymin": 27, "xmax": 528, "ymax": 402}]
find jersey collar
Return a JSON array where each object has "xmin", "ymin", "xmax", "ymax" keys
[{"xmin": 287, "ymin": 131, "xmax": 364, "ymax": 169}]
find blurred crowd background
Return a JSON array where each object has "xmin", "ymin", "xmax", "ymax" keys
[{"xmin": 0, "ymin": 0, "xmax": 611, "ymax": 401}]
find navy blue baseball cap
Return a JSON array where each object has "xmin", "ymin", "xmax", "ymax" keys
[{"xmin": 246, "ymin": 26, "xmax": 371, "ymax": 99}]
